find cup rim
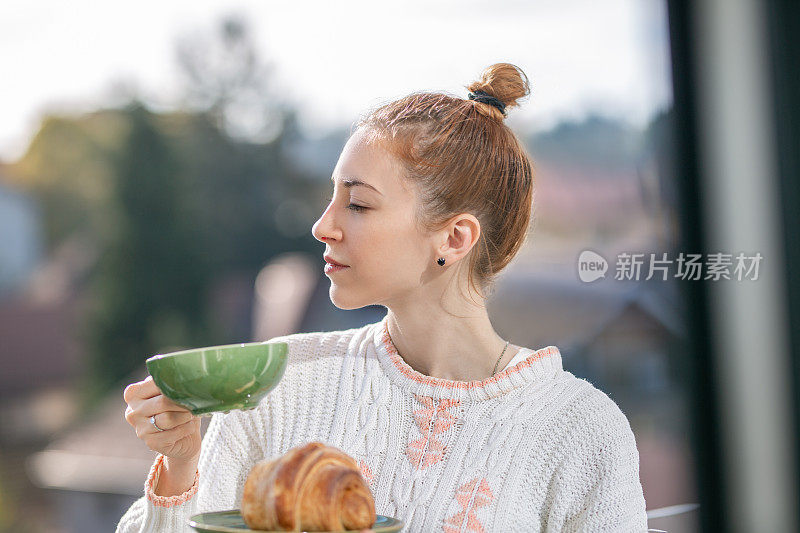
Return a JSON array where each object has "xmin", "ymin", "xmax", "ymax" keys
[{"xmin": 145, "ymin": 341, "xmax": 288, "ymax": 363}]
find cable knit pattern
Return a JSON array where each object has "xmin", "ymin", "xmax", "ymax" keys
[{"xmin": 116, "ymin": 314, "xmax": 648, "ymax": 532}]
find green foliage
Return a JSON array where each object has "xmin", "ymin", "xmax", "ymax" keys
[
  {"xmin": 6, "ymin": 111, "xmax": 127, "ymax": 248},
  {"xmin": 157, "ymin": 110, "xmax": 316, "ymax": 275},
  {"xmin": 0, "ymin": 14, "xmax": 336, "ymax": 411},
  {"xmin": 7, "ymin": 98, "xmax": 327, "ymax": 409},
  {"xmin": 81, "ymin": 102, "xmax": 214, "ymax": 404}
]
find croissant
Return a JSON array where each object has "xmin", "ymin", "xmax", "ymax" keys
[{"xmin": 241, "ymin": 441, "xmax": 376, "ymax": 531}]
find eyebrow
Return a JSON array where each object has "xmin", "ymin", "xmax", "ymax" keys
[{"xmin": 331, "ymin": 175, "xmax": 383, "ymax": 196}]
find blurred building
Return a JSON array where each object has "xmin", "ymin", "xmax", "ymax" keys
[
  {"xmin": 26, "ymin": 374, "xmax": 163, "ymax": 532},
  {"xmin": 0, "ymin": 178, "xmax": 43, "ymax": 297},
  {"xmin": 0, "ymin": 235, "xmax": 96, "ymax": 442},
  {"xmin": 0, "ymin": 234, "xmax": 95, "ymax": 532},
  {"xmin": 533, "ymin": 162, "xmax": 649, "ymax": 233}
]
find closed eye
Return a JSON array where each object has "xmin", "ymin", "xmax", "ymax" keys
[{"xmin": 326, "ymin": 196, "xmax": 367, "ymax": 213}]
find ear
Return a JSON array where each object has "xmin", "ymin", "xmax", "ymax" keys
[{"xmin": 437, "ymin": 213, "xmax": 481, "ymax": 263}]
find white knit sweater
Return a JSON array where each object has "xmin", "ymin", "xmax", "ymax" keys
[{"xmin": 116, "ymin": 315, "xmax": 648, "ymax": 532}]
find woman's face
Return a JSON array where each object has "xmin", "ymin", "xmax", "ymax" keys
[{"xmin": 311, "ymin": 129, "xmax": 435, "ymax": 310}]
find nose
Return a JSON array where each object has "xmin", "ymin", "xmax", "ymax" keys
[{"xmin": 311, "ymin": 202, "xmax": 342, "ymax": 243}]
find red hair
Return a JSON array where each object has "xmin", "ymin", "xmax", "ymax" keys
[{"xmin": 355, "ymin": 63, "xmax": 534, "ymax": 300}]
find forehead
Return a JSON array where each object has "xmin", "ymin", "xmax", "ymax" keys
[{"xmin": 332, "ymin": 130, "xmax": 413, "ymax": 197}]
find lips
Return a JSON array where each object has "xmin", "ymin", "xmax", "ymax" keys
[{"xmin": 324, "ymin": 255, "xmax": 348, "ymax": 267}]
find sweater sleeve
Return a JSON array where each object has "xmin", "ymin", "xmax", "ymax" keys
[
  {"xmin": 115, "ymin": 409, "xmax": 268, "ymax": 533},
  {"xmin": 547, "ymin": 390, "xmax": 649, "ymax": 533}
]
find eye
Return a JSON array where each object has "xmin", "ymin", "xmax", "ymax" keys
[{"xmin": 325, "ymin": 195, "xmax": 367, "ymax": 213}]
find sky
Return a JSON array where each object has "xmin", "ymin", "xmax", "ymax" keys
[{"xmin": 0, "ymin": 0, "xmax": 672, "ymax": 162}]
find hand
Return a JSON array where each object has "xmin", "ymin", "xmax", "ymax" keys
[{"xmin": 123, "ymin": 376, "xmax": 202, "ymax": 463}]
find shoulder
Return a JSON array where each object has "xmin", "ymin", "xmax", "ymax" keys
[
  {"xmin": 539, "ymin": 372, "xmax": 643, "ymax": 510},
  {"xmin": 539, "ymin": 373, "xmax": 647, "ymax": 529},
  {"xmin": 548, "ymin": 371, "xmax": 638, "ymax": 456},
  {"xmin": 263, "ymin": 321, "xmax": 378, "ymax": 366}
]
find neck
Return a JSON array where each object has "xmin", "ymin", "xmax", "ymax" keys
[{"xmin": 384, "ymin": 307, "xmax": 514, "ymax": 381}]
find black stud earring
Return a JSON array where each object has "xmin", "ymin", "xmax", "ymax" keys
[{"xmin": 437, "ymin": 257, "xmax": 446, "ymax": 266}]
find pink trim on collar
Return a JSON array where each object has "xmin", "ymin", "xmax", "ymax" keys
[{"xmin": 380, "ymin": 318, "xmax": 559, "ymax": 390}]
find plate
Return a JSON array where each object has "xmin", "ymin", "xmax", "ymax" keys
[{"xmin": 188, "ymin": 509, "xmax": 404, "ymax": 532}]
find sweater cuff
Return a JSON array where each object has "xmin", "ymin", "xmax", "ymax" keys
[{"xmin": 145, "ymin": 454, "xmax": 199, "ymax": 508}]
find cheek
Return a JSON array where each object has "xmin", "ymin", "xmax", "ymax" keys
[
  {"xmin": 350, "ymin": 210, "xmax": 427, "ymax": 274},
  {"xmin": 368, "ymin": 229, "xmax": 427, "ymax": 273}
]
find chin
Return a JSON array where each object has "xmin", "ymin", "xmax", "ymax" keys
[{"xmin": 328, "ymin": 285, "xmax": 371, "ymax": 310}]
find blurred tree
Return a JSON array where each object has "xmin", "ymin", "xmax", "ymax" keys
[
  {"xmin": 175, "ymin": 13, "xmax": 282, "ymax": 144},
  {"xmin": 81, "ymin": 102, "xmax": 212, "ymax": 404},
  {"xmin": 528, "ymin": 114, "xmax": 642, "ymax": 174},
  {"xmin": 157, "ymin": 109, "xmax": 320, "ymax": 275},
  {"xmin": 6, "ymin": 111, "xmax": 127, "ymax": 249},
  {"xmin": 4, "ymin": 14, "xmax": 336, "ymax": 406},
  {"xmin": 167, "ymin": 13, "xmax": 323, "ymax": 273}
]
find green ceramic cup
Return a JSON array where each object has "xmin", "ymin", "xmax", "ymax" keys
[{"xmin": 145, "ymin": 341, "xmax": 289, "ymax": 416}]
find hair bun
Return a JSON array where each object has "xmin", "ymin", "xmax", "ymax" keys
[{"xmin": 466, "ymin": 63, "xmax": 531, "ymax": 120}]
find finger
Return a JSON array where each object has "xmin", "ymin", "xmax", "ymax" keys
[
  {"xmin": 123, "ymin": 376, "xmax": 161, "ymax": 403},
  {"xmin": 125, "ymin": 405, "xmax": 136, "ymax": 425},
  {"xmin": 139, "ymin": 394, "xmax": 192, "ymax": 417},
  {"xmin": 138, "ymin": 376, "xmax": 162, "ymax": 399},
  {"xmin": 138, "ymin": 412, "xmax": 197, "ymax": 440},
  {"xmin": 149, "ymin": 410, "xmax": 195, "ymax": 432},
  {"xmin": 145, "ymin": 417, "xmax": 200, "ymax": 447}
]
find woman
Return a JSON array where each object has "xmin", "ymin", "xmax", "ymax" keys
[{"xmin": 117, "ymin": 63, "xmax": 648, "ymax": 532}]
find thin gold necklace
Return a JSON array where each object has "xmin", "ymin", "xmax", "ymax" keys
[
  {"xmin": 387, "ymin": 326, "xmax": 511, "ymax": 378},
  {"xmin": 492, "ymin": 340, "xmax": 511, "ymax": 376}
]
